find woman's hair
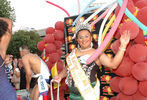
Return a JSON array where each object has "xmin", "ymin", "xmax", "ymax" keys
[
  {"xmin": 0, "ymin": 19, "xmax": 8, "ymax": 38},
  {"xmin": 75, "ymin": 29, "xmax": 98, "ymax": 49}
]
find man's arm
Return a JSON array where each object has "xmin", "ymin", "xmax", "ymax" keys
[{"xmin": 22, "ymin": 56, "xmax": 32, "ymax": 91}]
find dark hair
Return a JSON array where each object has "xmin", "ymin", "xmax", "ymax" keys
[
  {"xmin": 0, "ymin": 19, "xmax": 8, "ymax": 38},
  {"xmin": 75, "ymin": 29, "xmax": 98, "ymax": 49}
]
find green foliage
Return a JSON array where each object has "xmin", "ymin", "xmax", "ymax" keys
[
  {"xmin": 0, "ymin": 0, "xmax": 16, "ymax": 22},
  {"xmin": 7, "ymin": 30, "xmax": 41, "ymax": 58}
]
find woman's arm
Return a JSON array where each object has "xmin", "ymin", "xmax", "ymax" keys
[
  {"xmin": 0, "ymin": 18, "xmax": 12, "ymax": 59},
  {"xmin": 98, "ymin": 31, "xmax": 130, "ymax": 69},
  {"xmin": 53, "ymin": 65, "xmax": 67, "ymax": 83}
]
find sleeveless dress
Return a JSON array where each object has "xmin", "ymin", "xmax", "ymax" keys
[
  {"xmin": 0, "ymin": 55, "xmax": 17, "ymax": 100},
  {"xmin": 66, "ymin": 55, "xmax": 101, "ymax": 100}
]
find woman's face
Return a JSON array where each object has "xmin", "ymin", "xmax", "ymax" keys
[{"xmin": 77, "ymin": 30, "xmax": 92, "ymax": 49}]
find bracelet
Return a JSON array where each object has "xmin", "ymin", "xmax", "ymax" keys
[{"xmin": 119, "ymin": 47, "xmax": 126, "ymax": 51}]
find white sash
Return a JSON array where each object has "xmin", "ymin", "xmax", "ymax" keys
[
  {"xmin": 66, "ymin": 49, "xmax": 100, "ymax": 100},
  {"xmin": 38, "ymin": 75, "xmax": 49, "ymax": 100}
]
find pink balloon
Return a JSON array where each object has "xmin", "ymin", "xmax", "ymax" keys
[
  {"xmin": 86, "ymin": 0, "xmax": 128, "ymax": 64},
  {"xmin": 116, "ymin": 92, "xmax": 132, "ymax": 100},
  {"xmin": 132, "ymin": 62, "xmax": 147, "ymax": 81},
  {"xmin": 110, "ymin": 77, "xmax": 121, "ymax": 93},
  {"xmin": 119, "ymin": 77, "xmax": 138, "ymax": 95},
  {"xmin": 129, "ymin": 44, "xmax": 147, "ymax": 63},
  {"xmin": 119, "ymin": 21, "xmax": 139, "ymax": 40},
  {"xmin": 139, "ymin": 81, "xmax": 147, "ymax": 97},
  {"xmin": 132, "ymin": 90, "xmax": 147, "ymax": 100},
  {"xmin": 113, "ymin": 57, "xmax": 134, "ymax": 77}
]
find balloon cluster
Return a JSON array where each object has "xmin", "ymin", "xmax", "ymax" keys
[
  {"xmin": 110, "ymin": 0, "xmax": 147, "ymax": 100},
  {"xmin": 37, "ymin": 21, "xmax": 65, "ymax": 71},
  {"xmin": 37, "ymin": 21, "xmax": 67, "ymax": 99}
]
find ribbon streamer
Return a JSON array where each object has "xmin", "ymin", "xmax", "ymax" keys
[
  {"xmin": 72, "ymin": 0, "xmax": 96, "ymax": 26},
  {"xmin": 83, "ymin": 0, "xmax": 116, "ymax": 24},
  {"xmin": 117, "ymin": 0, "xmax": 147, "ymax": 32},
  {"xmin": 86, "ymin": 0, "xmax": 128, "ymax": 64},
  {"xmin": 98, "ymin": 2, "xmax": 117, "ymax": 46},
  {"xmin": 46, "ymin": 1, "xmax": 70, "ymax": 17}
]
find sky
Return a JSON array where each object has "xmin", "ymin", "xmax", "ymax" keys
[{"xmin": 8, "ymin": 0, "xmax": 112, "ymax": 31}]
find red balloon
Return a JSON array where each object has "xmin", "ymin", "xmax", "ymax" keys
[
  {"xmin": 125, "ymin": 42, "xmax": 132, "ymax": 56},
  {"xmin": 37, "ymin": 41, "xmax": 45, "ymax": 51},
  {"xmin": 114, "ymin": 31, "xmax": 121, "ymax": 39},
  {"xmin": 110, "ymin": 77, "xmax": 121, "ymax": 93},
  {"xmin": 46, "ymin": 27, "xmax": 55, "ymax": 34},
  {"xmin": 49, "ymin": 53, "xmax": 60, "ymax": 63},
  {"xmin": 113, "ymin": 57, "xmax": 134, "ymax": 77},
  {"xmin": 46, "ymin": 60, "xmax": 53, "ymax": 70},
  {"xmin": 43, "ymin": 34, "xmax": 55, "ymax": 43},
  {"xmin": 132, "ymin": 62, "xmax": 147, "ymax": 81},
  {"xmin": 54, "ymin": 30, "xmax": 64, "ymax": 41},
  {"xmin": 55, "ymin": 21, "xmax": 64, "ymax": 31},
  {"xmin": 135, "ymin": 0, "xmax": 147, "ymax": 9},
  {"xmin": 132, "ymin": 0, "xmax": 139, "ymax": 4},
  {"xmin": 132, "ymin": 90, "xmax": 147, "ymax": 100},
  {"xmin": 115, "ymin": 0, "xmax": 136, "ymax": 22},
  {"xmin": 57, "ymin": 60, "xmax": 63, "ymax": 74},
  {"xmin": 56, "ymin": 49, "xmax": 63, "ymax": 57},
  {"xmin": 136, "ymin": 7, "xmax": 147, "ymax": 26},
  {"xmin": 134, "ymin": 29, "xmax": 146, "ymax": 45},
  {"xmin": 112, "ymin": 40, "xmax": 120, "ymax": 54},
  {"xmin": 139, "ymin": 81, "xmax": 147, "ymax": 97},
  {"xmin": 119, "ymin": 77, "xmax": 138, "ymax": 95},
  {"xmin": 110, "ymin": 96, "xmax": 116, "ymax": 100},
  {"xmin": 129, "ymin": 44, "xmax": 147, "ymax": 63},
  {"xmin": 116, "ymin": 93, "xmax": 133, "ymax": 100},
  {"xmin": 120, "ymin": 21, "xmax": 139, "ymax": 40},
  {"xmin": 45, "ymin": 43, "xmax": 56, "ymax": 54},
  {"xmin": 54, "ymin": 41, "xmax": 63, "ymax": 49}
]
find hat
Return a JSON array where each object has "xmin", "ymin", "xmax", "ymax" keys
[{"xmin": 72, "ymin": 23, "xmax": 91, "ymax": 39}]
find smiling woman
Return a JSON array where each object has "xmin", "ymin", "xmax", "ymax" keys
[{"xmin": 53, "ymin": 22, "xmax": 131, "ymax": 100}]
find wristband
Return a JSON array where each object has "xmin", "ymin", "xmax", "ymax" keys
[{"xmin": 119, "ymin": 47, "xmax": 126, "ymax": 51}]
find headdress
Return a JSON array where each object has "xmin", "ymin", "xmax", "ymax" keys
[{"xmin": 72, "ymin": 23, "xmax": 91, "ymax": 39}]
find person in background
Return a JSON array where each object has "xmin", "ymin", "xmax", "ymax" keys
[
  {"xmin": 19, "ymin": 45, "xmax": 50, "ymax": 100},
  {"xmin": 54, "ymin": 23, "xmax": 130, "ymax": 99},
  {"xmin": 11, "ymin": 57, "xmax": 20, "ymax": 90},
  {"xmin": 0, "ymin": 17, "xmax": 17, "ymax": 100}
]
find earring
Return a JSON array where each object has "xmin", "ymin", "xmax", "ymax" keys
[
  {"xmin": 78, "ymin": 44, "xmax": 80, "ymax": 48},
  {"xmin": 91, "ymin": 42, "xmax": 93, "ymax": 48}
]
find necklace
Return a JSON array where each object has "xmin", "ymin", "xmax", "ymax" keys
[{"xmin": 79, "ymin": 47, "xmax": 92, "ymax": 52}]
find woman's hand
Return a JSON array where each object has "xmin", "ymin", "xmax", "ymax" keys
[
  {"xmin": 53, "ymin": 75, "xmax": 62, "ymax": 83},
  {"xmin": 120, "ymin": 30, "xmax": 130, "ymax": 49}
]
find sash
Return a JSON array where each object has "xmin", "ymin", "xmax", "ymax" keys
[
  {"xmin": 38, "ymin": 75, "xmax": 49, "ymax": 100},
  {"xmin": 66, "ymin": 49, "xmax": 100, "ymax": 100}
]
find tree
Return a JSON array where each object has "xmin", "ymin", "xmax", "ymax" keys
[
  {"xmin": 7, "ymin": 30, "xmax": 41, "ymax": 58},
  {"xmin": 0, "ymin": 0, "xmax": 16, "ymax": 22}
]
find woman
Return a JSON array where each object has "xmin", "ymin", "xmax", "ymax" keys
[
  {"xmin": 54, "ymin": 23, "xmax": 130, "ymax": 100},
  {"xmin": 0, "ymin": 18, "xmax": 17, "ymax": 99}
]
